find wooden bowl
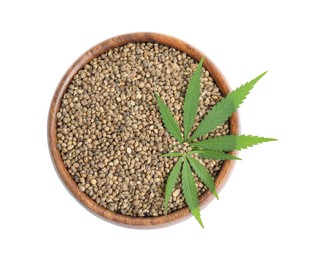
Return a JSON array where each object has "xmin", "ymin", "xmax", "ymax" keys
[{"xmin": 48, "ymin": 32, "xmax": 239, "ymax": 228}]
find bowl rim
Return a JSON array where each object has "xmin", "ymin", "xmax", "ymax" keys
[{"xmin": 48, "ymin": 32, "xmax": 239, "ymax": 228}]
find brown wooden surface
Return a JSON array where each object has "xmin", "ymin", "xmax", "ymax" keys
[{"xmin": 48, "ymin": 32, "xmax": 240, "ymax": 228}]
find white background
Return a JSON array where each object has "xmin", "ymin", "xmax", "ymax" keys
[{"xmin": 1, "ymin": 0, "xmax": 308, "ymax": 259}]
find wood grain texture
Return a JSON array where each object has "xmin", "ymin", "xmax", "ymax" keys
[{"xmin": 48, "ymin": 32, "xmax": 240, "ymax": 228}]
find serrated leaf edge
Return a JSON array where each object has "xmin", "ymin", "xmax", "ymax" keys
[
  {"xmin": 182, "ymin": 157, "xmax": 204, "ymax": 228},
  {"xmin": 187, "ymin": 156, "xmax": 219, "ymax": 200},
  {"xmin": 155, "ymin": 93, "xmax": 183, "ymax": 143},
  {"xmin": 164, "ymin": 158, "xmax": 183, "ymax": 213},
  {"xmin": 189, "ymin": 72, "xmax": 267, "ymax": 142},
  {"xmin": 183, "ymin": 57, "xmax": 204, "ymax": 141},
  {"xmin": 190, "ymin": 134, "xmax": 277, "ymax": 151}
]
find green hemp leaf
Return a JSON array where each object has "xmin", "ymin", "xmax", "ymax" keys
[{"xmin": 156, "ymin": 58, "xmax": 277, "ymax": 227}]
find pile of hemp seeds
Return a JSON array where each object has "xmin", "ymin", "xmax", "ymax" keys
[{"xmin": 56, "ymin": 42, "xmax": 229, "ymax": 217}]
